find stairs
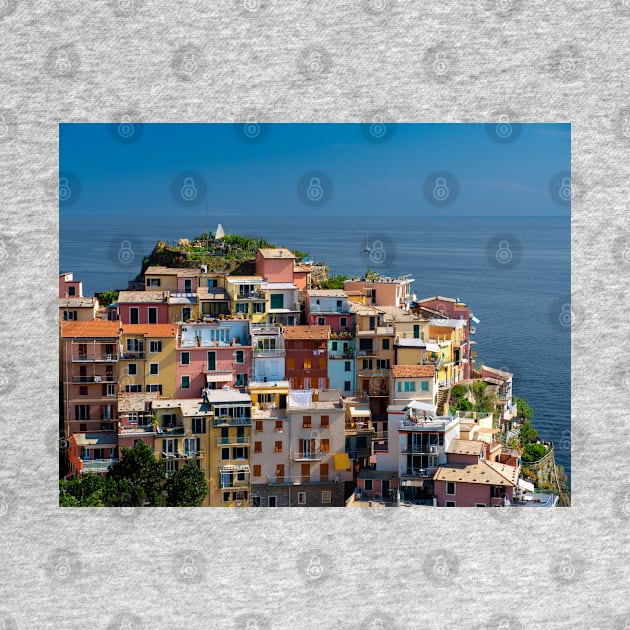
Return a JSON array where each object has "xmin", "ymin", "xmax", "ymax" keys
[{"xmin": 436, "ymin": 388, "xmax": 450, "ymax": 416}]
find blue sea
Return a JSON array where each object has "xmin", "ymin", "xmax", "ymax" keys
[{"xmin": 60, "ymin": 213, "xmax": 571, "ymax": 484}]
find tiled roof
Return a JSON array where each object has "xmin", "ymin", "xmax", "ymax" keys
[
  {"xmin": 391, "ymin": 364, "xmax": 435, "ymax": 378},
  {"xmin": 121, "ymin": 324, "xmax": 177, "ymax": 337},
  {"xmin": 481, "ymin": 365, "xmax": 513, "ymax": 379},
  {"xmin": 117, "ymin": 291, "xmax": 168, "ymax": 303},
  {"xmin": 434, "ymin": 460, "xmax": 518, "ymax": 486},
  {"xmin": 61, "ymin": 320, "xmax": 121, "ymax": 338},
  {"xmin": 257, "ymin": 248, "xmax": 295, "ymax": 259},
  {"xmin": 446, "ymin": 439, "xmax": 485, "ymax": 456},
  {"xmin": 144, "ymin": 266, "xmax": 199, "ymax": 277},
  {"xmin": 307, "ymin": 290, "xmax": 348, "ymax": 298},
  {"xmin": 283, "ymin": 325, "xmax": 330, "ymax": 340},
  {"xmin": 59, "ymin": 297, "xmax": 96, "ymax": 308}
]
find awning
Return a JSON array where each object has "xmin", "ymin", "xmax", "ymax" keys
[
  {"xmin": 471, "ymin": 315, "xmax": 480, "ymax": 324},
  {"xmin": 424, "ymin": 343, "xmax": 440, "ymax": 352},
  {"xmin": 334, "ymin": 453, "xmax": 351, "ymax": 471},
  {"xmin": 402, "ymin": 479, "xmax": 424, "ymax": 487},
  {"xmin": 205, "ymin": 372, "xmax": 233, "ymax": 383},
  {"xmin": 349, "ymin": 408, "xmax": 371, "ymax": 417},
  {"xmin": 406, "ymin": 400, "xmax": 437, "ymax": 413}
]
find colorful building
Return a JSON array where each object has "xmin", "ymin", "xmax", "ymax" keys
[
  {"xmin": 283, "ymin": 325, "xmax": 330, "ymax": 390},
  {"xmin": 344, "ymin": 274, "xmax": 414, "ymax": 310},
  {"xmin": 251, "ymin": 325, "xmax": 285, "ymax": 382},
  {"xmin": 305, "ymin": 290, "xmax": 354, "ymax": 332},
  {"xmin": 115, "ymin": 291, "xmax": 170, "ymax": 325}
]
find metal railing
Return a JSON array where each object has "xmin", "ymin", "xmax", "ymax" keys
[
  {"xmin": 219, "ymin": 478, "xmax": 250, "ymax": 490},
  {"xmin": 71, "ymin": 353, "xmax": 118, "ymax": 362},
  {"xmin": 253, "ymin": 348, "xmax": 286, "ymax": 357},
  {"xmin": 81, "ymin": 459, "xmax": 119, "ymax": 473},
  {"xmin": 329, "ymin": 351, "xmax": 354, "ymax": 359},
  {"xmin": 216, "ymin": 437, "xmax": 251, "ymax": 446},
  {"xmin": 293, "ymin": 450, "xmax": 323, "ymax": 461},
  {"xmin": 403, "ymin": 467, "xmax": 438, "ymax": 478},
  {"xmin": 268, "ymin": 475, "xmax": 340, "ymax": 485},
  {"xmin": 156, "ymin": 427, "xmax": 186, "ymax": 436},
  {"xmin": 121, "ymin": 352, "xmax": 146, "ymax": 360},
  {"xmin": 212, "ymin": 417, "xmax": 252, "ymax": 427},
  {"xmin": 72, "ymin": 376, "xmax": 115, "ymax": 383},
  {"xmin": 401, "ymin": 444, "xmax": 440, "ymax": 454}
]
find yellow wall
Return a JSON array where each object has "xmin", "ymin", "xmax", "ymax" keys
[{"xmin": 167, "ymin": 302, "xmax": 199, "ymax": 324}]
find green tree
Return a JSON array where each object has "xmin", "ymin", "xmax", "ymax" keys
[
  {"xmin": 514, "ymin": 396, "xmax": 534, "ymax": 422},
  {"xmin": 320, "ymin": 274, "xmax": 349, "ymax": 290},
  {"xmin": 521, "ymin": 442, "xmax": 547, "ymax": 462},
  {"xmin": 518, "ymin": 419, "xmax": 539, "ymax": 447},
  {"xmin": 95, "ymin": 289, "xmax": 119, "ymax": 306},
  {"xmin": 108, "ymin": 441, "xmax": 166, "ymax": 506},
  {"xmin": 165, "ymin": 461, "xmax": 208, "ymax": 507}
]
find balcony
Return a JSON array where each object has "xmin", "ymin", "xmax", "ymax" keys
[
  {"xmin": 401, "ymin": 444, "xmax": 440, "ymax": 454},
  {"xmin": 345, "ymin": 420, "xmax": 373, "ymax": 432},
  {"xmin": 121, "ymin": 352, "xmax": 146, "ymax": 360},
  {"xmin": 293, "ymin": 450, "xmax": 323, "ymax": 462},
  {"xmin": 357, "ymin": 349, "xmax": 376, "ymax": 357},
  {"xmin": 236, "ymin": 291, "xmax": 266, "ymax": 301},
  {"xmin": 72, "ymin": 376, "xmax": 115, "ymax": 383},
  {"xmin": 156, "ymin": 426, "xmax": 186, "ymax": 436},
  {"xmin": 216, "ymin": 436, "xmax": 251, "ymax": 446},
  {"xmin": 212, "ymin": 416, "xmax": 252, "ymax": 427},
  {"xmin": 81, "ymin": 458, "xmax": 118, "ymax": 473},
  {"xmin": 71, "ymin": 353, "xmax": 118, "ymax": 362},
  {"xmin": 162, "ymin": 451, "xmax": 205, "ymax": 460},
  {"xmin": 403, "ymin": 467, "xmax": 438, "ymax": 478},
  {"xmin": 329, "ymin": 351, "xmax": 354, "ymax": 360},
  {"xmin": 253, "ymin": 348, "xmax": 286, "ymax": 358},
  {"xmin": 268, "ymin": 475, "xmax": 340, "ymax": 486},
  {"xmin": 399, "ymin": 416, "xmax": 457, "ymax": 432}
]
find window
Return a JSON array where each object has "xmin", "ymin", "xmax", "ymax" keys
[
  {"xmin": 421, "ymin": 381, "xmax": 429, "ymax": 391},
  {"xmin": 253, "ymin": 465, "xmax": 261, "ymax": 477},
  {"xmin": 297, "ymin": 492, "xmax": 306, "ymax": 505},
  {"xmin": 362, "ymin": 359, "xmax": 372, "ymax": 370},
  {"xmin": 233, "ymin": 447, "xmax": 248, "ymax": 459},
  {"xmin": 274, "ymin": 441, "xmax": 282, "ymax": 453},
  {"xmin": 255, "ymin": 420, "xmax": 263, "ymax": 432},
  {"xmin": 184, "ymin": 438, "xmax": 200, "ymax": 456},
  {"xmin": 180, "ymin": 352, "xmax": 190, "ymax": 366},
  {"xmin": 234, "ymin": 350, "xmax": 244, "ymax": 363},
  {"xmin": 321, "ymin": 415, "xmax": 329, "ymax": 429},
  {"xmin": 340, "ymin": 317, "xmax": 347, "ymax": 327},
  {"xmin": 128, "ymin": 363, "xmax": 137, "ymax": 376},
  {"xmin": 331, "ymin": 341, "xmax": 338, "ymax": 351},
  {"xmin": 148, "ymin": 340, "xmax": 161, "ymax": 353},
  {"xmin": 221, "ymin": 447, "xmax": 230, "ymax": 460},
  {"xmin": 181, "ymin": 375, "xmax": 190, "ymax": 389},
  {"xmin": 254, "ymin": 441, "xmax": 262, "ymax": 453},
  {"xmin": 192, "ymin": 417, "xmax": 206, "ymax": 434},
  {"xmin": 125, "ymin": 384, "xmax": 141, "ymax": 392},
  {"xmin": 275, "ymin": 420, "xmax": 283, "ymax": 432},
  {"xmin": 287, "ymin": 358, "xmax": 295, "ymax": 369},
  {"xmin": 344, "ymin": 361, "xmax": 351, "ymax": 372},
  {"xmin": 446, "ymin": 482, "xmax": 456, "ymax": 495},
  {"xmin": 184, "ymin": 279, "xmax": 192, "ymax": 293},
  {"xmin": 268, "ymin": 496, "xmax": 277, "ymax": 507},
  {"xmin": 475, "ymin": 503, "xmax": 486, "ymax": 507},
  {"xmin": 303, "ymin": 416, "xmax": 312, "ymax": 428},
  {"xmin": 344, "ymin": 381, "xmax": 351, "ymax": 391},
  {"xmin": 235, "ymin": 302, "xmax": 248, "ymax": 314},
  {"xmin": 382, "ymin": 339, "xmax": 390, "ymax": 350},
  {"xmin": 149, "ymin": 363, "xmax": 159, "ymax": 376},
  {"xmin": 254, "ymin": 302, "xmax": 264, "ymax": 313},
  {"xmin": 68, "ymin": 286, "xmax": 76, "ymax": 296},
  {"xmin": 445, "ymin": 501, "xmax": 456, "ymax": 507},
  {"xmin": 63, "ymin": 310, "xmax": 77, "ymax": 321},
  {"xmin": 235, "ymin": 373, "xmax": 247, "ymax": 387},
  {"xmin": 146, "ymin": 384, "xmax": 162, "ymax": 394},
  {"xmin": 270, "ymin": 294, "xmax": 283, "ymax": 309},
  {"xmin": 377, "ymin": 359, "xmax": 390, "ymax": 370},
  {"xmin": 182, "ymin": 306, "xmax": 191, "ymax": 321},
  {"xmin": 413, "ymin": 324, "xmax": 420, "ymax": 339},
  {"xmin": 79, "ymin": 386, "xmax": 88, "ymax": 396},
  {"xmin": 404, "ymin": 381, "xmax": 416, "ymax": 392},
  {"xmin": 359, "ymin": 339, "xmax": 373, "ymax": 352},
  {"xmin": 163, "ymin": 438, "xmax": 176, "ymax": 455},
  {"xmin": 317, "ymin": 358, "xmax": 325, "ymax": 369},
  {"xmin": 106, "ymin": 384, "xmax": 115, "ymax": 397},
  {"xmin": 303, "ymin": 358, "xmax": 311, "ymax": 369},
  {"xmin": 252, "ymin": 496, "xmax": 261, "ymax": 507},
  {"xmin": 207, "ymin": 351, "xmax": 216, "ymax": 371},
  {"xmin": 146, "ymin": 278, "xmax": 160, "ymax": 287},
  {"xmin": 207, "ymin": 278, "xmax": 217, "ymax": 288},
  {"xmin": 322, "ymin": 491, "xmax": 332, "ymax": 504},
  {"xmin": 130, "ymin": 307, "xmax": 139, "ymax": 324},
  {"xmin": 364, "ymin": 479, "xmax": 373, "ymax": 491},
  {"xmin": 321, "ymin": 439, "xmax": 330, "ymax": 452},
  {"xmin": 317, "ymin": 317, "xmax": 325, "ymax": 325}
]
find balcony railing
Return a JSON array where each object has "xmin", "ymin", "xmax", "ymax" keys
[
  {"xmin": 156, "ymin": 427, "xmax": 186, "ymax": 436},
  {"xmin": 121, "ymin": 352, "xmax": 146, "ymax": 360},
  {"xmin": 162, "ymin": 451, "xmax": 205, "ymax": 460},
  {"xmin": 71, "ymin": 353, "xmax": 118, "ymax": 362},
  {"xmin": 236, "ymin": 291, "xmax": 266, "ymax": 301},
  {"xmin": 293, "ymin": 450, "xmax": 323, "ymax": 462},
  {"xmin": 329, "ymin": 351, "xmax": 354, "ymax": 360},
  {"xmin": 253, "ymin": 348, "xmax": 286, "ymax": 357},
  {"xmin": 81, "ymin": 458, "xmax": 119, "ymax": 473},
  {"xmin": 212, "ymin": 417, "xmax": 252, "ymax": 427},
  {"xmin": 401, "ymin": 444, "xmax": 440, "ymax": 454},
  {"xmin": 403, "ymin": 467, "xmax": 438, "ymax": 478},
  {"xmin": 357, "ymin": 349, "xmax": 376, "ymax": 357},
  {"xmin": 219, "ymin": 475, "xmax": 250, "ymax": 489},
  {"xmin": 345, "ymin": 421, "xmax": 373, "ymax": 432},
  {"xmin": 216, "ymin": 436, "xmax": 251, "ymax": 446},
  {"xmin": 72, "ymin": 376, "xmax": 116, "ymax": 383},
  {"xmin": 267, "ymin": 475, "xmax": 340, "ymax": 486}
]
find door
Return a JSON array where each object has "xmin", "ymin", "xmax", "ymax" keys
[
  {"xmin": 130, "ymin": 308, "xmax": 139, "ymax": 324},
  {"xmin": 320, "ymin": 463, "xmax": 329, "ymax": 482},
  {"xmin": 182, "ymin": 307, "xmax": 191, "ymax": 321},
  {"xmin": 382, "ymin": 480, "xmax": 390, "ymax": 499}
]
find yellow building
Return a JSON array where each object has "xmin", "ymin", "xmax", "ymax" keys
[
  {"xmin": 119, "ymin": 324, "xmax": 178, "ymax": 398},
  {"xmin": 143, "ymin": 266, "xmax": 199, "ymax": 293},
  {"xmin": 224, "ymin": 276, "xmax": 267, "ymax": 324},
  {"xmin": 205, "ymin": 389, "xmax": 253, "ymax": 507},
  {"xmin": 428, "ymin": 319, "xmax": 467, "ymax": 386},
  {"xmin": 167, "ymin": 294, "xmax": 199, "ymax": 324},
  {"xmin": 59, "ymin": 296, "xmax": 100, "ymax": 322},
  {"xmin": 150, "ymin": 398, "xmax": 213, "ymax": 506}
]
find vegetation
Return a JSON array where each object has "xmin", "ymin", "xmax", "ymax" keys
[
  {"xmin": 449, "ymin": 381, "xmax": 497, "ymax": 414},
  {"xmin": 521, "ymin": 442, "xmax": 548, "ymax": 462},
  {"xmin": 95, "ymin": 289, "xmax": 119, "ymax": 306},
  {"xmin": 514, "ymin": 396, "xmax": 534, "ymax": 422},
  {"xmin": 518, "ymin": 419, "xmax": 539, "ymax": 447},
  {"xmin": 59, "ymin": 442, "xmax": 208, "ymax": 507},
  {"xmin": 320, "ymin": 274, "xmax": 349, "ymax": 289}
]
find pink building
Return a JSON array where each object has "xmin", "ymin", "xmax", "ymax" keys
[
  {"xmin": 175, "ymin": 321, "xmax": 252, "ymax": 398},
  {"xmin": 115, "ymin": 291, "xmax": 170, "ymax": 325},
  {"xmin": 305, "ymin": 290, "xmax": 355, "ymax": 332},
  {"xmin": 343, "ymin": 275, "xmax": 414, "ymax": 310},
  {"xmin": 59, "ymin": 272, "xmax": 83, "ymax": 298},
  {"xmin": 433, "ymin": 439, "xmax": 519, "ymax": 507},
  {"xmin": 255, "ymin": 248, "xmax": 295, "ymax": 283}
]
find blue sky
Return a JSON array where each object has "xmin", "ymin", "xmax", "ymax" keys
[{"xmin": 59, "ymin": 122, "xmax": 571, "ymax": 218}]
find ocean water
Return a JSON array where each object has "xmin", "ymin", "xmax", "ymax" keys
[{"xmin": 60, "ymin": 213, "xmax": 571, "ymax": 484}]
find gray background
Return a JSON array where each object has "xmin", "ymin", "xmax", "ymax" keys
[{"xmin": 0, "ymin": 1, "xmax": 628, "ymax": 628}]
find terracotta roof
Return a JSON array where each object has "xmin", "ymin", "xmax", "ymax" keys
[
  {"xmin": 61, "ymin": 320, "xmax": 120, "ymax": 338},
  {"xmin": 391, "ymin": 364, "xmax": 435, "ymax": 378},
  {"xmin": 117, "ymin": 291, "xmax": 169, "ymax": 303},
  {"xmin": 283, "ymin": 325, "xmax": 330, "ymax": 340},
  {"xmin": 121, "ymin": 324, "xmax": 178, "ymax": 337},
  {"xmin": 118, "ymin": 391, "xmax": 159, "ymax": 412},
  {"xmin": 434, "ymin": 460, "xmax": 519, "ymax": 486},
  {"xmin": 257, "ymin": 248, "xmax": 295, "ymax": 259},
  {"xmin": 446, "ymin": 439, "xmax": 484, "ymax": 456}
]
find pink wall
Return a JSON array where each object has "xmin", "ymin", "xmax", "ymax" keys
[
  {"xmin": 307, "ymin": 313, "xmax": 355, "ymax": 332},
  {"xmin": 434, "ymin": 480, "xmax": 514, "ymax": 507},
  {"xmin": 177, "ymin": 277, "xmax": 198, "ymax": 293},
  {"xmin": 59, "ymin": 277, "xmax": 82, "ymax": 298},
  {"xmin": 256, "ymin": 254, "xmax": 294, "ymax": 283},
  {"xmin": 118, "ymin": 304, "xmax": 169, "ymax": 324}
]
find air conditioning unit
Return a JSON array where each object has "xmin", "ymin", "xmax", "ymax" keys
[{"xmin": 94, "ymin": 376, "xmax": 102, "ymax": 382}]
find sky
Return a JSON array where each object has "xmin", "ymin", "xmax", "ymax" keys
[{"xmin": 59, "ymin": 122, "xmax": 571, "ymax": 219}]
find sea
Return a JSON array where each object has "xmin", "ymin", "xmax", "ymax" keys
[{"xmin": 60, "ymin": 213, "xmax": 571, "ymax": 485}]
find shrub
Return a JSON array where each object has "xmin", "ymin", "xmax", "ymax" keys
[{"xmin": 521, "ymin": 443, "xmax": 547, "ymax": 462}]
